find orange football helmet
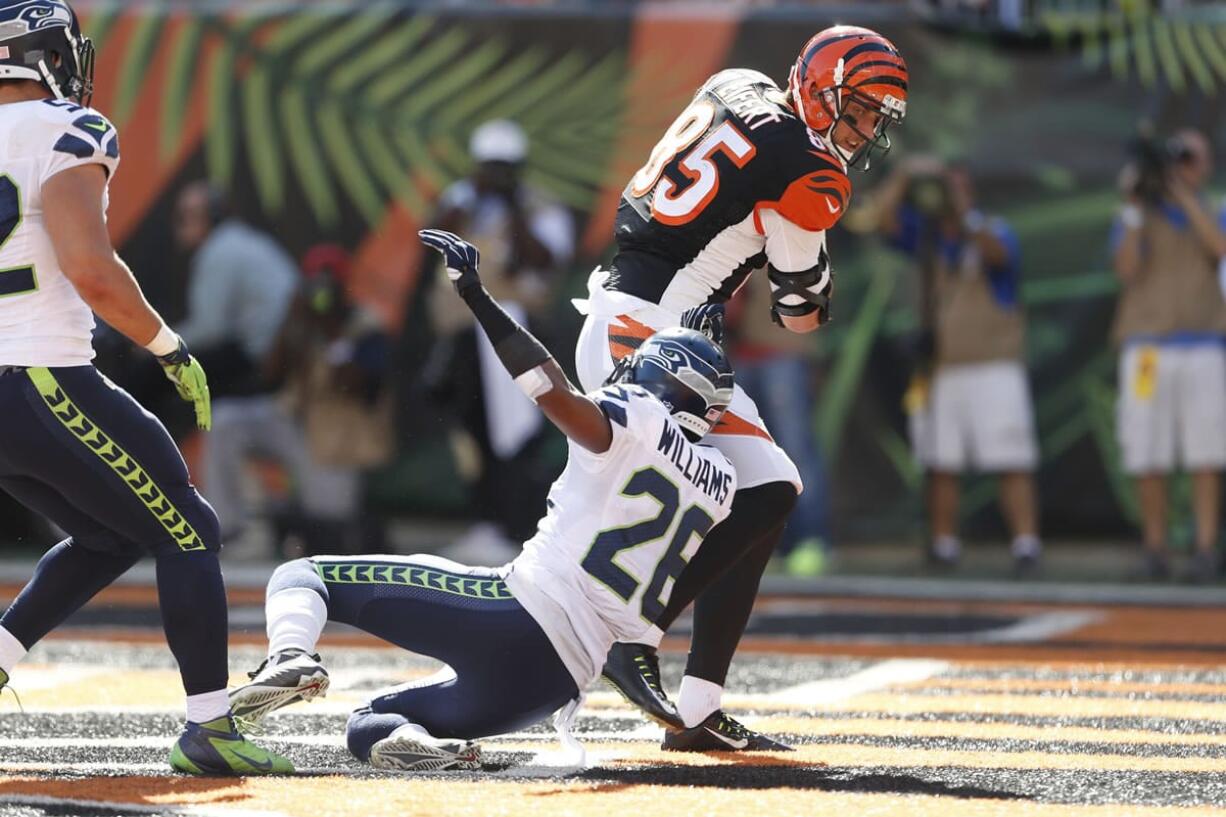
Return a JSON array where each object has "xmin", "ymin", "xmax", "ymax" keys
[{"xmin": 788, "ymin": 25, "xmax": 908, "ymax": 170}]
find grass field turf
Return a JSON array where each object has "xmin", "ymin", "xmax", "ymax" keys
[{"xmin": 0, "ymin": 587, "xmax": 1222, "ymax": 816}]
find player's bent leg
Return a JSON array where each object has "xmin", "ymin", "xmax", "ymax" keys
[
  {"xmin": 0, "ymin": 473, "xmax": 145, "ymax": 671},
  {"xmin": 230, "ymin": 559, "xmax": 331, "ymax": 725},
  {"xmin": 346, "ymin": 707, "xmax": 482, "ymax": 772},
  {"xmin": 0, "ymin": 366, "xmax": 291, "ymax": 774}
]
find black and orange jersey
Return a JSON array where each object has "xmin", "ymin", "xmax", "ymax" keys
[{"xmin": 608, "ymin": 68, "xmax": 850, "ymax": 312}]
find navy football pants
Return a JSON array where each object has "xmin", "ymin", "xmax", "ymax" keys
[
  {"xmin": 0, "ymin": 366, "xmax": 227, "ymax": 696},
  {"xmin": 268, "ymin": 556, "xmax": 579, "ymax": 760}
]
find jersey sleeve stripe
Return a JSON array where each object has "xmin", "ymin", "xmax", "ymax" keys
[{"xmin": 53, "ymin": 134, "xmax": 95, "ymax": 159}]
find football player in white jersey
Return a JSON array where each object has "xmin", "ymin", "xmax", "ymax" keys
[
  {"xmin": 0, "ymin": 0, "xmax": 290, "ymax": 774},
  {"xmin": 227, "ymin": 230, "xmax": 762, "ymax": 772}
]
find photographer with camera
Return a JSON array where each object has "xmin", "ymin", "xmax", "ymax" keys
[
  {"xmin": 877, "ymin": 157, "xmax": 1041, "ymax": 575},
  {"xmin": 1112, "ymin": 128, "xmax": 1226, "ymax": 583},
  {"xmin": 417, "ymin": 120, "xmax": 575, "ymax": 563}
]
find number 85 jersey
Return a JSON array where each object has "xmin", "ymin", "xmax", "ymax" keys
[
  {"xmin": 609, "ymin": 68, "xmax": 848, "ymax": 313},
  {"xmin": 0, "ymin": 99, "xmax": 120, "ymax": 367},
  {"xmin": 503, "ymin": 385, "xmax": 736, "ymax": 690}
]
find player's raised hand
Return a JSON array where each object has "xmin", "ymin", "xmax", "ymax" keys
[
  {"xmin": 156, "ymin": 340, "xmax": 211, "ymax": 430},
  {"xmin": 419, "ymin": 229, "xmax": 481, "ymax": 296},
  {"xmin": 680, "ymin": 303, "xmax": 726, "ymax": 347}
]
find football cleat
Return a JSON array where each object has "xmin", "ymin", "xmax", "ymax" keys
[
  {"xmin": 229, "ymin": 649, "xmax": 329, "ymax": 726},
  {"xmin": 368, "ymin": 725, "xmax": 482, "ymax": 772},
  {"xmin": 601, "ymin": 642, "xmax": 684, "ymax": 730},
  {"xmin": 169, "ymin": 715, "xmax": 294, "ymax": 775},
  {"xmin": 662, "ymin": 710, "xmax": 794, "ymax": 752}
]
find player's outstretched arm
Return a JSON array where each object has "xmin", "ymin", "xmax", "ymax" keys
[
  {"xmin": 43, "ymin": 165, "xmax": 212, "ymax": 429},
  {"xmin": 419, "ymin": 229, "xmax": 613, "ymax": 454}
]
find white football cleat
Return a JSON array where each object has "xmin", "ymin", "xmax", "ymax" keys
[
  {"xmin": 229, "ymin": 649, "xmax": 330, "ymax": 726},
  {"xmin": 368, "ymin": 724, "xmax": 483, "ymax": 772}
]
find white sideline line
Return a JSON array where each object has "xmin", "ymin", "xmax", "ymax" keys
[
  {"xmin": 0, "ymin": 793, "xmax": 287, "ymax": 817},
  {"xmin": 752, "ymin": 658, "xmax": 950, "ymax": 709}
]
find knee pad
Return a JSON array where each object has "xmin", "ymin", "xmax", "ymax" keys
[
  {"xmin": 267, "ymin": 558, "xmax": 329, "ymax": 602},
  {"xmin": 346, "ymin": 706, "xmax": 407, "ymax": 762}
]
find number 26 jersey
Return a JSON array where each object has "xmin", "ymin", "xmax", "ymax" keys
[
  {"xmin": 502, "ymin": 385, "xmax": 737, "ymax": 690},
  {"xmin": 608, "ymin": 68, "xmax": 849, "ymax": 313}
]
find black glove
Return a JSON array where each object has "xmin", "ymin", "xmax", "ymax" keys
[
  {"xmin": 419, "ymin": 229, "xmax": 481, "ymax": 297},
  {"xmin": 680, "ymin": 303, "xmax": 726, "ymax": 347}
]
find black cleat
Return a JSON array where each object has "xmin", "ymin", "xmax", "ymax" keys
[
  {"xmin": 601, "ymin": 642, "xmax": 684, "ymax": 729},
  {"xmin": 662, "ymin": 710, "xmax": 793, "ymax": 752}
]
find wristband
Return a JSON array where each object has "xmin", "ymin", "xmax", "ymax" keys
[
  {"xmin": 1120, "ymin": 204, "xmax": 1143, "ymax": 230},
  {"xmin": 145, "ymin": 326, "xmax": 180, "ymax": 357},
  {"xmin": 514, "ymin": 366, "xmax": 553, "ymax": 402}
]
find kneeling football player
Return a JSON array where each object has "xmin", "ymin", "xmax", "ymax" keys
[{"xmin": 228, "ymin": 230, "xmax": 766, "ymax": 771}]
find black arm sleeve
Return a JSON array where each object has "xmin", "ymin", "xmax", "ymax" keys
[{"xmin": 460, "ymin": 285, "xmax": 552, "ymax": 377}]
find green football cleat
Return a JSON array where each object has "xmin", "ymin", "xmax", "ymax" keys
[{"xmin": 169, "ymin": 715, "xmax": 294, "ymax": 775}]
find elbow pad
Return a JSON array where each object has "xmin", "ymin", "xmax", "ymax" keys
[{"xmin": 768, "ymin": 249, "xmax": 834, "ymax": 325}]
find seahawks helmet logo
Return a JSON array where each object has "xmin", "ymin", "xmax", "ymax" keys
[
  {"xmin": 0, "ymin": 1, "xmax": 72, "ymax": 31},
  {"xmin": 638, "ymin": 341, "xmax": 734, "ymax": 408}
]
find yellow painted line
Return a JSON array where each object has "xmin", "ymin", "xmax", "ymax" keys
[
  {"xmin": 842, "ymin": 693, "xmax": 1226, "ymax": 722},
  {"xmin": 903, "ymin": 677, "xmax": 1226, "ymax": 697},
  {"xmin": 754, "ymin": 716, "xmax": 1226, "ymax": 747},
  {"xmin": 484, "ymin": 740, "xmax": 1226, "ymax": 774}
]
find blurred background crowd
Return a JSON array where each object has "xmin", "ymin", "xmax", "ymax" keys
[{"xmin": 3, "ymin": 0, "xmax": 1226, "ymax": 585}]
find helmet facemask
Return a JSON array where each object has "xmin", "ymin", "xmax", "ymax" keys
[{"xmin": 820, "ymin": 84, "xmax": 905, "ymax": 171}]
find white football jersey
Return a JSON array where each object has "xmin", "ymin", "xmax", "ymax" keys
[
  {"xmin": 0, "ymin": 98, "xmax": 120, "ymax": 367},
  {"xmin": 503, "ymin": 384, "xmax": 736, "ymax": 690}
]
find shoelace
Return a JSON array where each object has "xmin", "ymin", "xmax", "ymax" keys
[
  {"xmin": 1, "ymin": 684, "xmax": 23, "ymax": 714},
  {"xmin": 714, "ymin": 713, "xmax": 752, "ymax": 739},
  {"xmin": 233, "ymin": 714, "xmax": 265, "ymax": 737},
  {"xmin": 634, "ymin": 653, "xmax": 667, "ymax": 697}
]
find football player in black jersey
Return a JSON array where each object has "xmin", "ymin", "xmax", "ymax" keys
[{"xmin": 575, "ymin": 25, "xmax": 909, "ymax": 750}]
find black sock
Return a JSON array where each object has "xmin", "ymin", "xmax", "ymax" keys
[
  {"xmin": 156, "ymin": 551, "xmax": 228, "ymax": 695},
  {"xmin": 651, "ymin": 481, "xmax": 797, "ymax": 686},
  {"xmin": 657, "ymin": 482, "xmax": 797, "ymax": 631},
  {"xmin": 0, "ymin": 538, "xmax": 141, "ymax": 647},
  {"xmin": 684, "ymin": 519, "xmax": 784, "ymax": 685}
]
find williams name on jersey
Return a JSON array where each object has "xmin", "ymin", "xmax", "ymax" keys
[
  {"xmin": 608, "ymin": 68, "xmax": 847, "ymax": 313},
  {"xmin": 0, "ymin": 97, "xmax": 119, "ymax": 367},
  {"xmin": 503, "ymin": 384, "xmax": 736, "ymax": 690}
]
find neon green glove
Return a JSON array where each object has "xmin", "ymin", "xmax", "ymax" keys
[{"xmin": 157, "ymin": 339, "xmax": 212, "ymax": 431}]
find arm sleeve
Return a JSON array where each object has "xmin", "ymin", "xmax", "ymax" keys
[
  {"xmin": 760, "ymin": 208, "xmax": 827, "ymax": 273},
  {"xmin": 39, "ymin": 107, "xmax": 120, "ymax": 186}
]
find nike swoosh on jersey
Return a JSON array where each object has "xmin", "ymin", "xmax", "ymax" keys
[
  {"xmin": 704, "ymin": 727, "xmax": 749, "ymax": 749},
  {"xmin": 826, "ymin": 199, "xmax": 840, "ymax": 214},
  {"xmin": 82, "ymin": 121, "xmax": 109, "ymax": 132}
]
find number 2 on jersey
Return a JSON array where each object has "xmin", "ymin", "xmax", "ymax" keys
[
  {"xmin": 581, "ymin": 467, "xmax": 715, "ymax": 626},
  {"xmin": 630, "ymin": 101, "xmax": 757, "ymax": 226},
  {"xmin": 0, "ymin": 175, "xmax": 36, "ymax": 297}
]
